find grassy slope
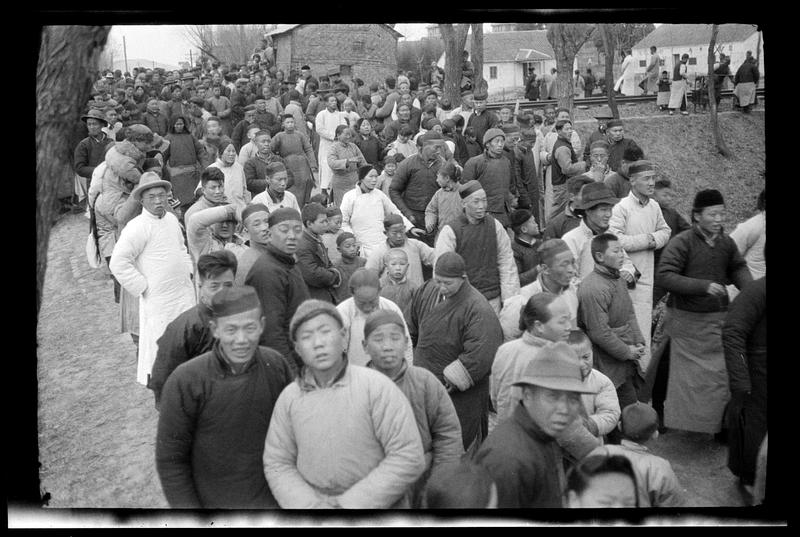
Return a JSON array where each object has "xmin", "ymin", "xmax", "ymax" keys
[{"xmin": 574, "ymin": 110, "xmax": 765, "ymax": 229}]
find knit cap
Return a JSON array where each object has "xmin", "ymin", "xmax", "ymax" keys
[{"xmin": 363, "ymin": 310, "xmax": 406, "ymax": 340}]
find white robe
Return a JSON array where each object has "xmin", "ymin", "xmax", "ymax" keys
[
  {"xmin": 336, "ymin": 296, "xmax": 414, "ymax": 367},
  {"xmin": 109, "ymin": 209, "xmax": 196, "ymax": 385},
  {"xmin": 315, "ymin": 108, "xmax": 346, "ymax": 191},
  {"xmin": 208, "ymin": 159, "xmax": 250, "ymax": 207},
  {"xmin": 615, "ymin": 54, "xmax": 636, "ymax": 96},
  {"xmin": 339, "ymin": 186, "xmax": 412, "ymax": 259},
  {"xmin": 608, "ymin": 192, "xmax": 671, "ymax": 372}
]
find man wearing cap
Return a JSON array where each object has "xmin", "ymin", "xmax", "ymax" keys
[
  {"xmin": 475, "ymin": 341, "xmax": 597, "ymax": 507},
  {"xmin": 363, "ymin": 309, "xmax": 464, "ymax": 507},
  {"xmin": 501, "ymin": 123, "xmax": 532, "ymax": 211},
  {"xmin": 230, "ymin": 77, "xmax": 253, "ymax": 126},
  {"xmin": 409, "ymin": 252, "xmax": 504, "ymax": 453},
  {"xmin": 232, "ymin": 104, "xmax": 271, "ymax": 152},
  {"xmin": 540, "ymin": 109, "xmax": 583, "ymax": 220},
  {"xmin": 655, "ymin": 189, "xmax": 751, "ymax": 436},
  {"xmin": 461, "ymin": 127, "xmax": 518, "ymax": 228},
  {"xmin": 562, "ymin": 182, "xmax": 637, "ymax": 283},
  {"xmin": 271, "ymin": 115, "xmax": 318, "ymax": 206},
  {"xmin": 582, "ymin": 106, "xmax": 615, "ymax": 165},
  {"xmin": 604, "ymin": 144, "xmax": 645, "ymax": 200},
  {"xmin": 434, "ymin": 181, "xmax": 520, "ymax": 314},
  {"xmin": 156, "ymin": 285, "xmax": 294, "ymax": 508},
  {"xmin": 465, "ymin": 90, "xmax": 499, "ymax": 151},
  {"xmin": 236, "ymin": 205, "xmax": 310, "ymax": 363},
  {"xmin": 389, "ymin": 131, "xmax": 447, "ymax": 239},
  {"xmin": 264, "ymin": 299, "xmax": 425, "ymax": 508},
  {"xmin": 514, "ymin": 123, "xmax": 544, "ymax": 225},
  {"xmin": 148, "ymin": 250, "xmax": 239, "ymax": 408},
  {"xmin": 548, "ymin": 119, "xmax": 587, "ymax": 219},
  {"xmin": 608, "ymin": 160, "xmax": 672, "ymax": 373},
  {"xmin": 110, "ymin": 171, "xmax": 196, "ymax": 387},
  {"xmin": 75, "ymin": 109, "xmax": 114, "ymax": 206}
]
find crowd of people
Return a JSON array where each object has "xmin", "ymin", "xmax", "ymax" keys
[{"xmin": 71, "ymin": 44, "xmax": 767, "ymax": 510}]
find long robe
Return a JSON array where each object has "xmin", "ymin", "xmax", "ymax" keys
[
  {"xmin": 409, "ymin": 279, "xmax": 503, "ymax": 450},
  {"xmin": 110, "ymin": 209, "xmax": 196, "ymax": 385},
  {"xmin": 315, "ymin": 108, "xmax": 346, "ymax": 192},
  {"xmin": 615, "ymin": 54, "xmax": 636, "ymax": 96},
  {"xmin": 270, "ymin": 131, "xmax": 318, "ymax": 206}
]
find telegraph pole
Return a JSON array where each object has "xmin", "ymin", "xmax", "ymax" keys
[
  {"xmin": 189, "ymin": 49, "xmax": 193, "ymax": 67},
  {"xmin": 123, "ymin": 35, "xmax": 129, "ymax": 73}
]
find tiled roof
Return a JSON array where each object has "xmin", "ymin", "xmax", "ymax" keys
[
  {"xmin": 466, "ymin": 30, "xmax": 555, "ymax": 63},
  {"xmin": 633, "ymin": 24, "xmax": 758, "ymax": 50},
  {"xmin": 267, "ymin": 24, "xmax": 403, "ymax": 39}
]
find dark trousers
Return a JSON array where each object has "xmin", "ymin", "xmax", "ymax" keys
[
  {"xmin": 105, "ymin": 256, "xmax": 121, "ymax": 303},
  {"xmin": 650, "ymin": 340, "xmax": 671, "ymax": 419}
]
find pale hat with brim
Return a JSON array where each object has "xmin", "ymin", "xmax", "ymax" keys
[
  {"xmin": 131, "ymin": 171, "xmax": 172, "ymax": 202},
  {"xmin": 512, "ymin": 341, "xmax": 597, "ymax": 394}
]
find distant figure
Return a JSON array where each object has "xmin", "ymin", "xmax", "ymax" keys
[
  {"xmin": 525, "ymin": 68, "xmax": 540, "ymax": 101},
  {"xmin": 733, "ymin": 50, "xmax": 760, "ymax": 113},
  {"xmin": 643, "ymin": 46, "xmax": 662, "ymax": 95},
  {"xmin": 615, "ymin": 49, "xmax": 635, "ymax": 96},
  {"xmin": 668, "ymin": 54, "xmax": 690, "ymax": 116},
  {"xmin": 584, "ymin": 68, "xmax": 596, "ymax": 98}
]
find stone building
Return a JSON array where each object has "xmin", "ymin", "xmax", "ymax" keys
[{"xmin": 266, "ymin": 24, "xmax": 403, "ymax": 86}]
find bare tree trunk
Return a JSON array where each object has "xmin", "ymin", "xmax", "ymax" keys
[
  {"xmin": 470, "ymin": 23, "xmax": 485, "ymax": 94},
  {"xmin": 37, "ymin": 25, "xmax": 111, "ymax": 318},
  {"xmin": 439, "ymin": 24, "xmax": 470, "ymax": 108},
  {"xmin": 548, "ymin": 23, "xmax": 596, "ymax": 112},
  {"xmin": 707, "ymin": 25, "xmax": 731, "ymax": 157},
  {"xmin": 599, "ymin": 24, "xmax": 620, "ymax": 118}
]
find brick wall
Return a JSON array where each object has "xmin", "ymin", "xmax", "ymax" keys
[{"xmin": 274, "ymin": 24, "xmax": 398, "ymax": 86}]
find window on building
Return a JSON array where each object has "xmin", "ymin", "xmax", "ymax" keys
[
  {"xmin": 352, "ymin": 41, "xmax": 365, "ymax": 53},
  {"xmin": 688, "ymin": 57, "xmax": 697, "ymax": 65},
  {"xmin": 489, "ymin": 66, "xmax": 497, "ymax": 79},
  {"xmin": 639, "ymin": 60, "xmax": 647, "ymax": 67}
]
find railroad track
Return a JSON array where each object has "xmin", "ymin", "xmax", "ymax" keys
[{"xmin": 485, "ymin": 87, "xmax": 765, "ymax": 112}]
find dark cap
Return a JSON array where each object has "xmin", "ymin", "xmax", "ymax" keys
[
  {"xmin": 434, "ymin": 251, "xmax": 466, "ymax": 278},
  {"xmin": 693, "ymin": 189, "xmax": 725, "ymax": 210},
  {"xmin": 606, "ymin": 119, "xmax": 623, "ymax": 129},
  {"xmin": 574, "ymin": 182, "xmax": 618, "ymax": 211},
  {"xmin": 383, "ymin": 213, "xmax": 405, "ymax": 229},
  {"xmin": 289, "ymin": 299, "xmax": 344, "ymax": 341},
  {"xmin": 459, "ymin": 180, "xmax": 485, "ymax": 200},
  {"xmin": 210, "ymin": 285, "xmax": 261, "ymax": 318},
  {"xmin": 268, "ymin": 207, "xmax": 302, "ymax": 227},
  {"xmin": 510, "ymin": 209, "xmax": 533, "ymax": 229},
  {"xmin": 241, "ymin": 203, "xmax": 270, "ymax": 223},
  {"xmin": 628, "ymin": 160, "xmax": 655, "ymax": 177},
  {"xmin": 363, "ymin": 310, "xmax": 406, "ymax": 340}
]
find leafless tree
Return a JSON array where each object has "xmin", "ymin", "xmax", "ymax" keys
[
  {"xmin": 547, "ymin": 23, "xmax": 596, "ymax": 111},
  {"xmin": 37, "ymin": 25, "xmax": 112, "ymax": 318},
  {"xmin": 439, "ymin": 24, "xmax": 471, "ymax": 107},
  {"xmin": 599, "ymin": 24, "xmax": 620, "ymax": 118},
  {"xmin": 97, "ymin": 36, "xmax": 122, "ymax": 72},
  {"xmin": 707, "ymin": 24, "xmax": 731, "ymax": 157},
  {"xmin": 184, "ymin": 25, "xmax": 220, "ymax": 63},
  {"xmin": 470, "ymin": 23, "xmax": 485, "ymax": 94},
  {"xmin": 215, "ymin": 25, "xmax": 271, "ymax": 66}
]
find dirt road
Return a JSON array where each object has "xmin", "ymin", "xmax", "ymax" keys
[{"xmin": 36, "ymin": 212, "xmax": 747, "ymax": 509}]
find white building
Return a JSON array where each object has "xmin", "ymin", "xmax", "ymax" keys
[
  {"xmin": 631, "ymin": 24, "xmax": 763, "ymax": 92},
  {"xmin": 437, "ymin": 29, "xmax": 557, "ymax": 97}
]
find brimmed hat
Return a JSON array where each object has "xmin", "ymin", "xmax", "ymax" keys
[
  {"xmin": 574, "ymin": 182, "xmax": 618, "ymax": 211},
  {"xmin": 482, "ymin": 127, "xmax": 505, "ymax": 147},
  {"xmin": 512, "ymin": 341, "xmax": 597, "ymax": 394},
  {"xmin": 81, "ymin": 109, "xmax": 109, "ymax": 125},
  {"xmin": 131, "ymin": 171, "xmax": 172, "ymax": 201},
  {"xmin": 592, "ymin": 106, "xmax": 614, "ymax": 120}
]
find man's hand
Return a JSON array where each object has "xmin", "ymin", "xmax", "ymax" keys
[
  {"xmin": 706, "ymin": 282, "xmax": 727, "ymax": 297},
  {"xmin": 628, "ymin": 344, "xmax": 644, "ymax": 361},
  {"xmin": 620, "ymin": 270, "xmax": 635, "ymax": 285},
  {"xmin": 647, "ymin": 234, "xmax": 657, "ymax": 249},
  {"xmin": 409, "ymin": 227, "xmax": 425, "ymax": 237}
]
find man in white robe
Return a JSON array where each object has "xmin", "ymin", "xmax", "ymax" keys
[
  {"xmin": 110, "ymin": 172, "xmax": 196, "ymax": 386},
  {"xmin": 315, "ymin": 95, "xmax": 346, "ymax": 200}
]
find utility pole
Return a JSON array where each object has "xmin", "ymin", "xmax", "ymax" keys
[
  {"xmin": 123, "ymin": 35, "xmax": 129, "ymax": 74},
  {"xmin": 189, "ymin": 49, "xmax": 193, "ymax": 67}
]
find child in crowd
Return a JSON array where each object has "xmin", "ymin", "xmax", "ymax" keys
[
  {"xmin": 657, "ymin": 71, "xmax": 672, "ymax": 111},
  {"xmin": 509, "ymin": 208, "xmax": 542, "ymax": 287},
  {"xmin": 332, "ymin": 232, "xmax": 366, "ymax": 303},
  {"xmin": 378, "ymin": 248, "xmax": 417, "ymax": 323},
  {"xmin": 592, "ymin": 402, "xmax": 684, "ymax": 507},
  {"xmin": 237, "ymin": 125, "xmax": 262, "ymax": 166},
  {"xmin": 376, "ymin": 154, "xmax": 403, "ymax": 197},
  {"xmin": 365, "ymin": 213, "xmax": 435, "ymax": 290},
  {"xmin": 577, "ymin": 233, "xmax": 646, "ymax": 413},
  {"xmin": 385, "ymin": 125, "xmax": 418, "ymax": 160},
  {"xmin": 425, "ymin": 158, "xmax": 464, "ymax": 238},
  {"xmin": 498, "ymin": 106, "xmax": 514, "ymax": 126},
  {"xmin": 532, "ymin": 114, "xmax": 544, "ymax": 141},
  {"xmin": 322, "ymin": 206, "xmax": 344, "ymax": 265},
  {"xmin": 464, "ymin": 126, "xmax": 482, "ymax": 160}
]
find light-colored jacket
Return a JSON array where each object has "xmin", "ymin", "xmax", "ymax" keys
[
  {"xmin": 434, "ymin": 216, "xmax": 520, "ymax": 304},
  {"xmin": 208, "ymin": 158, "xmax": 250, "ymax": 207},
  {"xmin": 490, "ymin": 332, "xmax": 551, "ymax": 425},
  {"xmin": 340, "ymin": 186, "xmax": 412, "ymax": 258},
  {"xmin": 93, "ymin": 140, "xmax": 144, "ymax": 223},
  {"xmin": 581, "ymin": 368, "xmax": 621, "ymax": 436},
  {"xmin": 562, "ymin": 219, "xmax": 636, "ymax": 282},
  {"xmin": 591, "ymin": 440, "xmax": 684, "ymax": 507},
  {"xmin": 185, "ymin": 204, "xmax": 247, "ymax": 262},
  {"xmin": 729, "ymin": 211, "xmax": 766, "ymax": 280},
  {"xmin": 498, "ymin": 274, "xmax": 579, "ymax": 342},
  {"xmin": 263, "ymin": 364, "xmax": 425, "ymax": 508},
  {"xmin": 336, "ymin": 296, "xmax": 414, "ymax": 367},
  {"xmin": 608, "ymin": 192, "xmax": 671, "ymax": 287},
  {"xmin": 365, "ymin": 238, "xmax": 434, "ymax": 291}
]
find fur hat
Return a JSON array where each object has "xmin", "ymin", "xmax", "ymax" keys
[{"xmin": 693, "ymin": 189, "xmax": 725, "ymax": 210}]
